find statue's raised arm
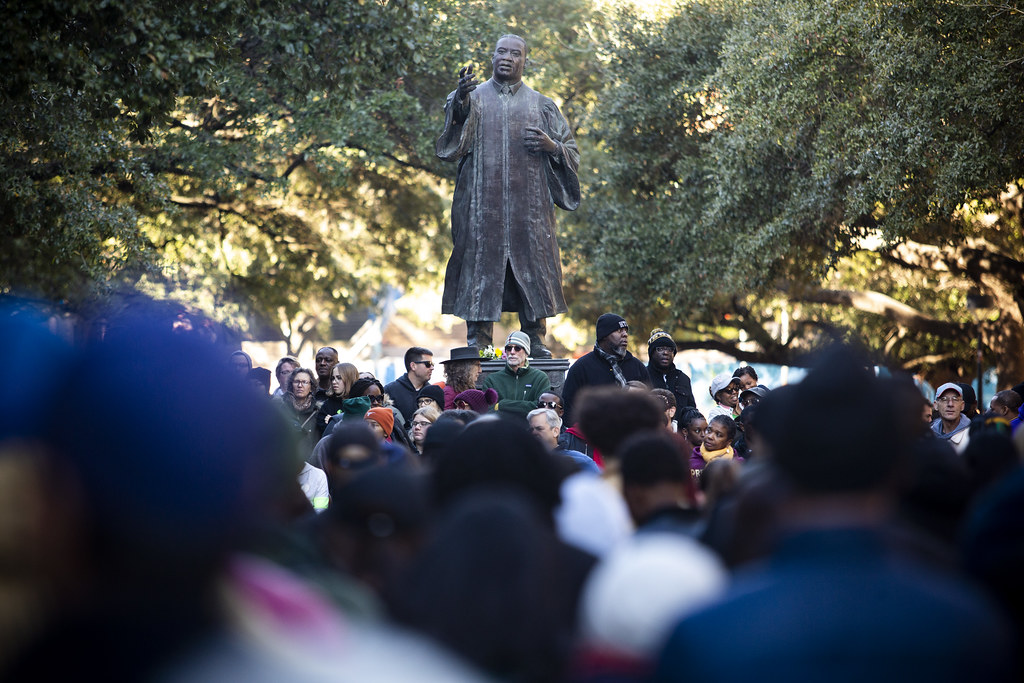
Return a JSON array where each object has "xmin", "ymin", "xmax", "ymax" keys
[{"xmin": 451, "ymin": 65, "xmax": 478, "ymax": 124}]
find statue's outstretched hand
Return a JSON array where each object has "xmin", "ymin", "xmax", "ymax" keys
[
  {"xmin": 524, "ymin": 126, "xmax": 557, "ymax": 155},
  {"xmin": 456, "ymin": 66, "xmax": 478, "ymax": 101}
]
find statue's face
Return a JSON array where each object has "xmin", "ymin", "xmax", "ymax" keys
[{"xmin": 491, "ymin": 36, "xmax": 525, "ymax": 84}]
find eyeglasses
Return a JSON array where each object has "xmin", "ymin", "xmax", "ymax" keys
[
  {"xmin": 936, "ymin": 396, "xmax": 963, "ymax": 405},
  {"xmin": 410, "ymin": 420, "xmax": 432, "ymax": 428},
  {"xmin": 368, "ymin": 395, "xmax": 383, "ymax": 405},
  {"xmin": 740, "ymin": 396, "xmax": 760, "ymax": 407},
  {"xmin": 504, "ymin": 344, "xmax": 525, "ymax": 353},
  {"xmin": 412, "ymin": 360, "xmax": 434, "ymax": 368},
  {"xmin": 537, "ymin": 401, "xmax": 559, "ymax": 409},
  {"xmin": 722, "ymin": 386, "xmax": 739, "ymax": 394},
  {"xmin": 292, "ymin": 379, "xmax": 311, "ymax": 386}
]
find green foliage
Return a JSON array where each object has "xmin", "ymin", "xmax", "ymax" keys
[
  {"xmin": 575, "ymin": 0, "xmax": 1024, "ymax": 376},
  {"xmin": 2, "ymin": 0, "xmax": 611, "ymax": 349},
  {"xmin": 1, "ymin": 0, "xmax": 449, "ymax": 332},
  {"xmin": 567, "ymin": 0, "xmax": 737, "ymax": 331}
]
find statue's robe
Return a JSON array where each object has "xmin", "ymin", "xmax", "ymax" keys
[{"xmin": 437, "ymin": 79, "xmax": 580, "ymax": 322}]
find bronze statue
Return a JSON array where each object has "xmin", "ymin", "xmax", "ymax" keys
[{"xmin": 437, "ymin": 34, "xmax": 580, "ymax": 358}]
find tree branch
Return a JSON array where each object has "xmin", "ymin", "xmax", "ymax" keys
[
  {"xmin": 729, "ymin": 296, "xmax": 790, "ymax": 351},
  {"xmin": 788, "ymin": 287, "xmax": 969, "ymax": 338},
  {"xmin": 674, "ymin": 339, "xmax": 792, "ymax": 365},
  {"xmin": 343, "ymin": 141, "xmax": 439, "ymax": 176}
]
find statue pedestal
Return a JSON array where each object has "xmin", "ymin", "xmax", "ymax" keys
[{"xmin": 479, "ymin": 358, "xmax": 571, "ymax": 395}]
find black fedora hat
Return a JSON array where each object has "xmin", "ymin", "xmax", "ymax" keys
[{"xmin": 440, "ymin": 346, "xmax": 481, "ymax": 364}]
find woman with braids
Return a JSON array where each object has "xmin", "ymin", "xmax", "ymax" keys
[
  {"xmin": 439, "ymin": 347, "xmax": 483, "ymax": 410},
  {"xmin": 679, "ymin": 407, "xmax": 708, "ymax": 453}
]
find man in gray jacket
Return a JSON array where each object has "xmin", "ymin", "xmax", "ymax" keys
[{"xmin": 931, "ymin": 382, "xmax": 971, "ymax": 453}]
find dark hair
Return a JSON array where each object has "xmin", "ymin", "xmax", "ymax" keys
[
  {"xmin": 956, "ymin": 381, "xmax": 977, "ymax": 406},
  {"xmin": 963, "ymin": 426, "xmax": 1019, "ymax": 493},
  {"xmin": 620, "ymin": 432, "xmax": 690, "ymax": 487},
  {"xmin": 576, "ymin": 386, "xmax": 664, "ymax": 459},
  {"xmin": 437, "ymin": 409, "xmax": 479, "ymax": 426},
  {"xmin": 747, "ymin": 384, "xmax": 795, "ymax": 459},
  {"xmin": 772, "ymin": 345, "xmax": 912, "ymax": 493},
  {"xmin": 404, "ymin": 346, "xmax": 432, "ymax": 372},
  {"xmin": 324, "ymin": 422, "xmax": 381, "ymax": 466},
  {"xmin": 247, "ymin": 367, "xmax": 271, "ymax": 391},
  {"xmin": 651, "ymin": 388, "xmax": 677, "ymax": 410},
  {"xmin": 44, "ymin": 307, "xmax": 292, "ymax": 586},
  {"xmin": 732, "ymin": 366, "xmax": 758, "ymax": 383},
  {"xmin": 678, "ymin": 407, "xmax": 706, "ymax": 430},
  {"xmin": 992, "ymin": 389, "xmax": 1023, "ymax": 412},
  {"xmin": 327, "ymin": 467, "xmax": 429, "ymax": 538},
  {"xmin": 421, "ymin": 419, "xmax": 467, "ymax": 465},
  {"xmin": 432, "ymin": 420, "xmax": 563, "ymax": 526},
  {"xmin": 350, "ymin": 377, "xmax": 385, "ymax": 399},
  {"xmin": 392, "ymin": 490, "xmax": 573, "ymax": 683},
  {"xmin": 899, "ymin": 437, "xmax": 971, "ymax": 544},
  {"xmin": 708, "ymin": 414, "xmax": 737, "ymax": 443}
]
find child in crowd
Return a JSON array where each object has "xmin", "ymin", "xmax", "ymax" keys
[
  {"xmin": 651, "ymin": 388, "xmax": 678, "ymax": 432},
  {"xmin": 732, "ymin": 366, "xmax": 758, "ymax": 391},
  {"xmin": 690, "ymin": 414, "xmax": 739, "ymax": 482}
]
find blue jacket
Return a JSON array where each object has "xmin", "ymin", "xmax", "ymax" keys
[{"xmin": 655, "ymin": 526, "xmax": 1017, "ymax": 682}]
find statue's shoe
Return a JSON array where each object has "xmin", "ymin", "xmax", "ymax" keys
[{"xmin": 530, "ymin": 343, "xmax": 552, "ymax": 359}]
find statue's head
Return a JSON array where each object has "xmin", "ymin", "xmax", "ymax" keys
[{"xmin": 492, "ymin": 34, "xmax": 526, "ymax": 84}]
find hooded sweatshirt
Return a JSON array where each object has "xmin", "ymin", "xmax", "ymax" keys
[{"xmin": 931, "ymin": 414, "xmax": 971, "ymax": 453}]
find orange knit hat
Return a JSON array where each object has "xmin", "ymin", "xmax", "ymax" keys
[{"xmin": 364, "ymin": 407, "xmax": 395, "ymax": 437}]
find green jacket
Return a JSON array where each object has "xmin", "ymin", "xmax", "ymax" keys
[{"xmin": 482, "ymin": 363, "xmax": 552, "ymax": 418}]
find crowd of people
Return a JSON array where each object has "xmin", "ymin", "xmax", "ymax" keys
[{"xmin": 2, "ymin": 303, "xmax": 1023, "ymax": 682}]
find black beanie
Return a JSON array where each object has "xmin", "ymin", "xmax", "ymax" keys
[
  {"xmin": 596, "ymin": 313, "xmax": 628, "ymax": 341},
  {"xmin": 417, "ymin": 384, "xmax": 445, "ymax": 409}
]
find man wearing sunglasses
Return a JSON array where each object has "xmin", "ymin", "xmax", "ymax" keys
[
  {"xmin": 707, "ymin": 372, "xmax": 743, "ymax": 421},
  {"xmin": 384, "ymin": 346, "xmax": 434, "ymax": 431},
  {"xmin": 482, "ymin": 331, "xmax": 551, "ymax": 419}
]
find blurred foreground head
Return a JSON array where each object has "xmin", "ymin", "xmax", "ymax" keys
[
  {"xmin": 29, "ymin": 304, "xmax": 292, "ymax": 587},
  {"xmin": 431, "ymin": 418, "xmax": 564, "ymax": 526},
  {"xmin": 770, "ymin": 344, "xmax": 914, "ymax": 495},
  {"xmin": 575, "ymin": 386, "xmax": 663, "ymax": 460}
]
